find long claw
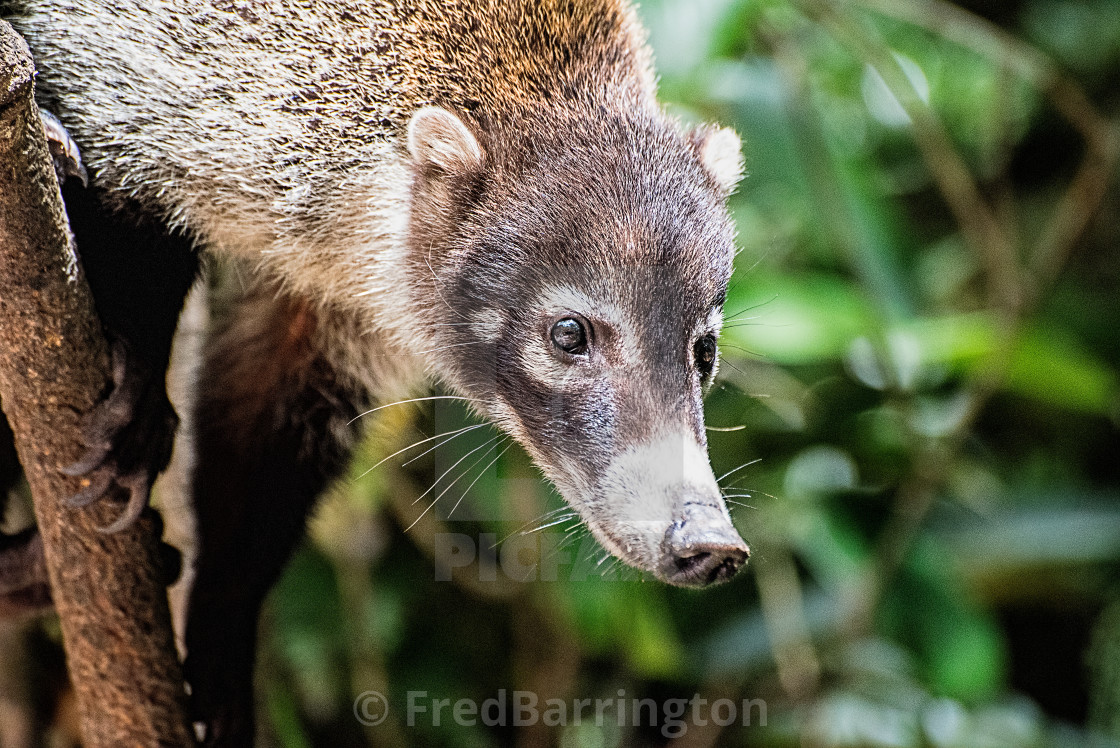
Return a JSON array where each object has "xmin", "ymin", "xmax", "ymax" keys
[
  {"xmin": 110, "ymin": 339, "xmax": 129, "ymax": 387},
  {"xmin": 61, "ymin": 443, "xmax": 112, "ymax": 476},
  {"xmin": 56, "ymin": 335, "xmax": 178, "ymax": 533},
  {"xmin": 39, "ymin": 108, "xmax": 89, "ymax": 188},
  {"xmin": 95, "ymin": 386, "xmax": 139, "ymax": 435},
  {"xmin": 65, "ymin": 471, "xmax": 114, "ymax": 508},
  {"xmin": 75, "ymin": 342, "xmax": 142, "ymax": 444},
  {"xmin": 98, "ymin": 474, "xmax": 151, "ymax": 534}
]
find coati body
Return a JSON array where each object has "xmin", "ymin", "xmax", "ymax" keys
[{"xmin": 2, "ymin": 0, "xmax": 749, "ymax": 742}]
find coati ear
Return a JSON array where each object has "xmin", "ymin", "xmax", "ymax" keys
[
  {"xmin": 407, "ymin": 106, "xmax": 484, "ymax": 174},
  {"xmin": 689, "ymin": 125, "xmax": 744, "ymax": 196}
]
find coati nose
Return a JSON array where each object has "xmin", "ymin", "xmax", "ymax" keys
[{"xmin": 660, "ymin": 502, "xmax": 749, "ymax": 587}]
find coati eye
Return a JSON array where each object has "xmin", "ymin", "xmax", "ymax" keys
[
  {"xmin": 694, "ymin": 335, "xmax": 717, "ymax": 377},
  {"xmin": 551, "ymin": 316, "xmax": 588, "ymax": 355}
]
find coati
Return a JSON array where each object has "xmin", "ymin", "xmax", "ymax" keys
[{"xmin": 1, "ymin": 0, "xmax": 750, "ymax": 742}]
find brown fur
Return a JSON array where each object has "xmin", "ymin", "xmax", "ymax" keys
[{"xmin": 6, "ymin": 0, "xmax": 655, "ymax": 299}]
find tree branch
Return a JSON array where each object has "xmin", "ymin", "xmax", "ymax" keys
[{"xmin": 0, "ymin": 21, "xmax": 193, "ymax": 746}]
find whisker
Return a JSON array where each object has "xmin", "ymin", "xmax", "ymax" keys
[
  {"xmin": 404, "ymin": 435, "xmax": 503, "ymax": 532},
  {"xmin": 722, "ymin": 321, "xmax": 792, "ymax": 331},
  {"xmin": 520, "ymin": 512, "xmax": 578, "ymax": 536},
  {"xmin": 594, "ymin": 549, "xmax": 632, "ymax": 581},
  {"xmin": 733, "ymin": 250, "xmax": 770, "ymax": 280},
  {"xmin": 534, "ymin": 516, "xmax": 588, "ymax": 570},
  {"xmin": 723, "ymin": 293, "xmax": 777, "ymax": 321},
  {"xmin": 722, "ymin": 485, "xmax": 781, "ymax": 503},
  {"xmin": 400, "ymin": 424, "xmax": 490, "ymax": 469},
  {"xmin": 555, "ymin": 520, "xmax": 590, "ymax": 553},
  {"xmin": 577, "ymin": 536, "xmax": 607, "ymax": 566},
  {"xmin": 354, "ymin": 422, "xmax": 486, "ymax": 481},
  {"xmin": 716, "ymin": 458, "xmax": 762, "ymax": 484},
  {"xmin": 719, "ymin": 344, "xmax": 764, "ymax": 357},
  {"xmin": 348, "ymin": 394, "xmax": 474, "ymax": 425},
  {"xmin": 447, "ymin": 442, "xmax": 512, "ymax": 520},
  {"xmin": 706, "ymin": 424, "xmax": 747, "ymax": 432},
  {"xmin": 603, "ymin": 556, "xmax": 630, "ymax": 580},
  {"xmin": 429, "ymin": 440, "xmax": 504, "ymax": 522},
  {"xmin": 491, "ymin": 506, "xmax": 571, "ymax": 548},
  {"xmin": 720, "ymin": 359, "xmax": 750, "ymax": 377},
  {"xmin": 409, "ymin": 435, "xmax": 502, "ymax": 508}
]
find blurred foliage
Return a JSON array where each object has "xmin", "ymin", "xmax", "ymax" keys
[
  {"xmin": 4, "ymin": 0, "xmax": 1119, "ymax": 746},
  {"xmin": 256, "ymin": 1, "xmax": 1120, "ymax": 746}
]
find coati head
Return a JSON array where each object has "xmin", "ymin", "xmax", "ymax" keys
[{"xmin": 404, "ymin": 105, "xmax": 748, "ymax": 587}]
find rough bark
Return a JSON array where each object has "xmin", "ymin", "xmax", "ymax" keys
[{"xmin": 0, "ymin": 21, "xmax": 194, "ymax": 746}]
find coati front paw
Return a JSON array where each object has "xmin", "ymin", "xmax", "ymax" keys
[
  {"xmin": 39, "ymin": 109, "xmax": 88, "ymax": 187},
  {"xmin": 62, "ymin": 339, "xmax": 179, "ymax": 533}
]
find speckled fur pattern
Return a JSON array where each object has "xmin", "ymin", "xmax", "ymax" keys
[{"xmin": 6, "ymin": 0, "xmax": 654, "ymax": 348}]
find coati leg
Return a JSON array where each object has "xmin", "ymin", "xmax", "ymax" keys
[
  {"xmin": 0, "ymin": 404, "xmax": 177, "ymax": 618},
  {"xmin": 0, "ymin": 114, "xmax": 197, "ymax": 613},
  {"xmin": 39, "ymin": 104, "xmax": 200, "ymax": 529},
  {"xmin": 183, "ymin": 274, "xmax": 365, "ymax": 746},
  {"xmin": 58, "ymin": 178, "xmax": 200, "ymax": 530}
]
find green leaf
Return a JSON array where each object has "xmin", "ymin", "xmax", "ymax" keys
[
  {"xmin": 1005, "ymin": 325, "xmax": 1119, "ymax": 416},
  {"xmin": 724, "ymin": 272, "xmax": 876, "ymax": 364}
]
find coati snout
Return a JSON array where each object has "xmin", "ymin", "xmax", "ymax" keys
[
  {"xmin": 405, "ymin": 107, "xmax": 750, "ymax": 586},
  {"xmin": 595, "ymin": 432, "xmax": 749, "ymax": 587}
]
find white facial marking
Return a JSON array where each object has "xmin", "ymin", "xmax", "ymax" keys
[
  {"xmin": 517, "ymin": 331, "xmax": 564, "ymax": 389},
  {"xmin": 517, "ymin": 284, "xmax": 642, "ymax": 388},
  {"xmin": 707, "ymin": 306, "xmax": 724, "ymax": 334},
  {"xmin": 568, "ymin": 430, "xmax": 725, "ymax": 570},
  {"xmin": 599, "ymin": 430, "xmax": 720, "ymax": 519},
  {"xmin": 469, "ymin": 307, "xmax": 503, "ymax": 344}
]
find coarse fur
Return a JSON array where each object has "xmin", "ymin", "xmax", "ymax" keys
[
  {"xmin": 8, "ymin": 0, "xmax": 655, "ymax": 355},
  {"xmin": 2, "ymin": 0, "xmax": 749, "ymax": 743}
]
